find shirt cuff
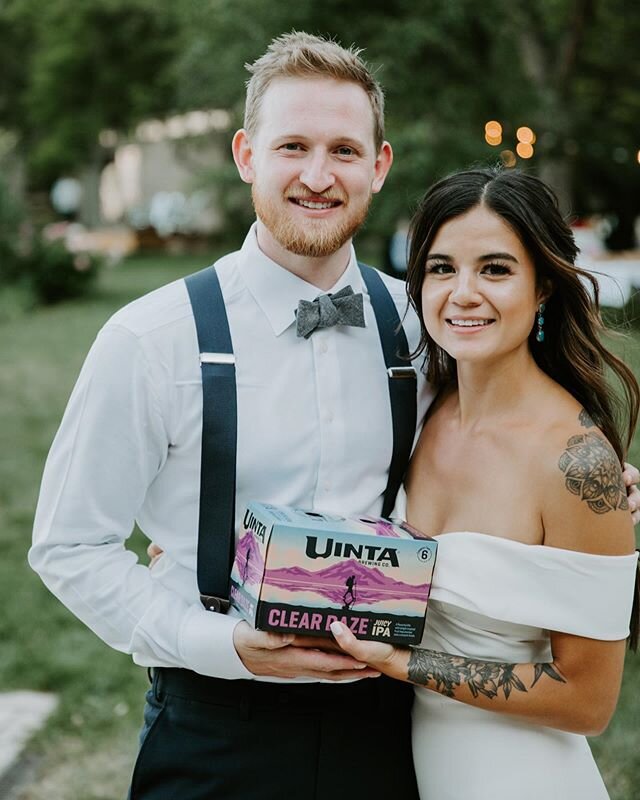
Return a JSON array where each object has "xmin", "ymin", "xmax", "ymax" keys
[{"xmin": 179, "ymin": 604, "xmax": 255, "ymax": 680}]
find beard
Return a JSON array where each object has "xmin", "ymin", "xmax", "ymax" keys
[{"xmin": 251, "ymin": 184, "xmax": 371, "ymax": 258}]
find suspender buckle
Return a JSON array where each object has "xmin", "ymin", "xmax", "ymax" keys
[
  {"xmin": 387, "ymin": 366, "xmax": 417, "ymax": 379},
  {"xmin": 200, "ymin": 595, "xmax": 231, "ymax": 613}
]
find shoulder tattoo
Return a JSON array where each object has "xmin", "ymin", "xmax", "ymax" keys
[
  {"xmin": 406, "ymin": 650, "xmax": 565, "ymax": 699},
  {"xmin": 558, "ymin": 431, "xmax": 628, "ymax": 514},
  {"xmin": 579, "ymin": 408, "xmax": 596, "ymax": 429}
]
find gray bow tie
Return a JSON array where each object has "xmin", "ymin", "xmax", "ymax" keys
[{"xmin": 296, "ymin": 285, "xmax": 365, "ymax": 339}]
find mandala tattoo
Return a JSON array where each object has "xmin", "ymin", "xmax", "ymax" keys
[
  {"xmin": 579, "ymin": 408, "xmax": 596, "ymax": 429},
  {"xmin": 558, "ymin": 431, "xmax": 628, "ymax": 514},
  {"xmin": 407, "ymin": 650, "xmax": 565, "ymax": 700}
]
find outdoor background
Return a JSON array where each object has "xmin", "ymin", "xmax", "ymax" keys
[{"xmin": 1, "ymin": 1, "xmax": 639, "ymax": 798}]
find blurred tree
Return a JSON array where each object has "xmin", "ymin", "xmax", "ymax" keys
[
  {"xmin": 1, "ymin": 0, "xmax": 637, "ymax": 243},
  {"xmin": 0, "ymin": 0, "xmax": 180, "ymax": 187}
]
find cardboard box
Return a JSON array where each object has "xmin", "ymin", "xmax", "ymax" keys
[{"xmin": 229, "ymin": 502, "xmax": 437, "ymax": 644}]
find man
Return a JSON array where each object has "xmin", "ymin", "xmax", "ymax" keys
[
  {"xmin": 29, "ymin": 31, "xmax": 640, "ymax": 800},
  {"xmin": 30, "ymin": 32, "xmax": 428, "ymax": 800}
]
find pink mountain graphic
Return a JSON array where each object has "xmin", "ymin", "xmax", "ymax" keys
[
  {"xmin": 264, "ymin": 559, "xmax": 430, "ymax": 606},
  {"xmin": 357, "ymin": 517, "xmax": 402, "ymax": 537},
  {"xmin": 358, "ymin": 517, "xmax": 432, "ymax": 540},
  {"xmin": 234, "ymin": 531, "xmax": 265, "ymax": 587}
]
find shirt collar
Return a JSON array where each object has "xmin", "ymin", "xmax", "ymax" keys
[{"xmin": 236, "ymin": 222, "xmax": 367, "ymax": 336}]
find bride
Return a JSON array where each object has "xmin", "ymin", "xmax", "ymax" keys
[{"xmin": 331, "ymin": 167, "xmax": 640, "ymax": 799}]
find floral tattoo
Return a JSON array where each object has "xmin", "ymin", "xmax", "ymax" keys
[
  {"xmin": 407, "ymin": 650, "xmax": 566, "ymax": 699},
  {"xmin": 579, "ymin": 408, "xmax": 595, "ymax": 429},
  {"xmin": 558, "ymin": 430, "xmax": 628, "ymax": 514}
]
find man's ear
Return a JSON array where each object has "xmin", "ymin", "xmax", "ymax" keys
[
  {"xmin": 371, "ymin": 141, "xmax": 393, "ymax": 194},
  {"xmin": 232, "ymin": 129, "xmax": 255, "ymax": 184}
]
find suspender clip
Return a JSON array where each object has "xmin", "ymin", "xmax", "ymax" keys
[
  {"xmin": 387, "ymin": 366, "xmax": 417, "ymax": 379},
  {"xmin": 200, "ymin": 594, "xmax": 231, "ymax": 613},
  {"xmin": 200, "ymin": 353, "xmax": 235, "ymax": 365}
]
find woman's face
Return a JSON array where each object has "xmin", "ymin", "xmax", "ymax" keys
[{"xmin": 421, "ymin": 204, "xmax": 543, "ymax": 367}]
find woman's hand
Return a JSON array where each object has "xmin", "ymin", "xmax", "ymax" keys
[{"xmin": 330, "ymin": 621, "xmax": 408, "ymax": 680}]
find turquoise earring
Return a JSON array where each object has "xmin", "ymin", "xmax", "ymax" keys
[{"xmin": 536, "ymin": 303, "xmax": 545, "ymax": 342}]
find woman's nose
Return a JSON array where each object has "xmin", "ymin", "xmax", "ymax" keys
[{"xmin": 449, "ymin": 273, "xmax": 481, "ymax": 305}]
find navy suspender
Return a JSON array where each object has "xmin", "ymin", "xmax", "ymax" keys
[
  {"xmin": 185, "ymin": 264, "xmax": 418, "ymax": 610},
  {"xmin": 357, "ymin": 263, "xmax": 417, "ymax": 518},
  {"xmin": 184, "ymin": 267, "xmax": 236, "ymax": 612}
]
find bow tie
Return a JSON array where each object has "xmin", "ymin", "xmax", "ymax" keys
[{"xmin": 295, "ymin": 285, "xmax": 365, "ymax": 339}]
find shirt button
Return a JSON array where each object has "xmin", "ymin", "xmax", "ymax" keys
[{"xmin": 319, "ymin": 341, "xmax": 328, "ymax": 354}]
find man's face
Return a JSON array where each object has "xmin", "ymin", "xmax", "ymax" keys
[{"xmin": 233, "ymin": 77, "xmax": 392, "ymax": 259}]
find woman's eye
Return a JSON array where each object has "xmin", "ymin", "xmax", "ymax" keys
[
  {"xmin": 483, "ymin": 263, "xmax": 511, "ymax": 276},
  {"xmin": 426, "ymin": 263, "xmax": 454, "ymax": 275}
]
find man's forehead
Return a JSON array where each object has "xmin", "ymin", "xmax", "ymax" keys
[{"xmin": 255, "ymin": 77, "xmax": 376, "ymax": 142}]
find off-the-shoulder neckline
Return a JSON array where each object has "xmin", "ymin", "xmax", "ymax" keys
[{"xmin": 431, "ymin": 530, "xmax": 638, "ymax": 560}]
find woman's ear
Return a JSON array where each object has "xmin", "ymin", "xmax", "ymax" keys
[{"xmin": 537, "ymin": 278, "xmax": 553, "ymax": 306}]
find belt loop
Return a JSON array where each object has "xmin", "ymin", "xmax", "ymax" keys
[{"xmin": 153, "ymin": 667, "xmax": 164, "ymax": 702}]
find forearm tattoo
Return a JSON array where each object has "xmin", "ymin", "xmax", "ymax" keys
[
  {"xmin": 558, "ymin": 411, "xmax": 628, "ymax": 514},
  {"xmin": 407, "ymin": 650, "xmax": 566, "ymax": 700}
]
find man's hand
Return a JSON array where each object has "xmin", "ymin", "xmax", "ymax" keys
[
  {"xmin": 147, "ymin": 542, "xmax": 163, "ymax": 568},
  {"xmin": 233, "ymin": 620, "xmax": 381, "ymax": 680},
  {"xmin": 623, "ymin": 462, "xmax": 640, "ymax": 526}
]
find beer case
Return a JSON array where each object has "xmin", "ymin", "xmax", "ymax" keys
[{"xmin": 229, "ymin": 502, "xmax": 438, "ymax": 644}]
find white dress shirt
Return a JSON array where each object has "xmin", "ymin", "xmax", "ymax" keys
[{"xmin": 30, "ymin": 224, "xmax": 433, "ymax": 680}]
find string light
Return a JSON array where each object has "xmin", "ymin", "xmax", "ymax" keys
[
  {"xmin": 516, "ymin": 126, "xmax": 536, "ymax": 145},
  {"xmin": 516, "ymin": 142, "xmax": 534, "ymax": 159}
]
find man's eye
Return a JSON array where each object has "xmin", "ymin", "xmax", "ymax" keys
[
  {"xmin": 483, "ymin": 263, "xmax": 511, "ymax": 276},
  {"xmin": 336, "ymin": 146, "xmax": 355, "ymax": 156},
  {"xmin": 281, "ymin": 143, "xmax": 302, "ymax": 151}
]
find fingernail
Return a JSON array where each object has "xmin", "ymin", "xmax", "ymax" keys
[
  {"xmin": 330, "ymin": 622, "xmax": 343, "ymax": 636},
  {"xmin": 368, "ymin": 672, "xmax": 381, "ymax": 678}
]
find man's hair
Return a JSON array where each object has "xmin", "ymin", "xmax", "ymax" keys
[{"xmin": 244, "ymin": 31, "xmax": 385, "ymax": 151}]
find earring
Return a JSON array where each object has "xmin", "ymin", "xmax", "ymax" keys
[{"xmin": 536, "ymin": 303, "xmax": 545, "ymax": 342}]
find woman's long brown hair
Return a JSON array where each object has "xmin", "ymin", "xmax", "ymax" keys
[{"xmin": 405, "ymin": 167, "xmax": 640, "ymax": 647}]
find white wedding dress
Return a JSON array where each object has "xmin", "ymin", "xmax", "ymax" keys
[{"xmin": 412, "ymin": 532, "xmax": 638, "ymax": 800}]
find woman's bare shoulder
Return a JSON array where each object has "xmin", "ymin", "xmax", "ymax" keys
[{"xmin": 535, "ymin": 404, "xmax": 633, "ymax": 555}]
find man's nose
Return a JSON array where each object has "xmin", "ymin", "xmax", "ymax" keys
[{"xmin": 299, "ymin": 151, "xmax": 335, "ymax": 194}]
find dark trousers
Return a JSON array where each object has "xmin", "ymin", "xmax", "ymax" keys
[{"xmin": 128, "ymin": 668, "xmax": 419, "ymax": 800}]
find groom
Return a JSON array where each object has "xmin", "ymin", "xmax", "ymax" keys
[
  {"xmin": 31, "ymin": 31, "xmax": 428, "ymax": 800},
  {"xmin": 30, "ymin": 30, "xmax": 640, "ymax": 800}
]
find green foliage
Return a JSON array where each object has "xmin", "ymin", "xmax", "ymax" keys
[
  {"xmin": 0, "ymin": 0, "xmax": 181, "ymax": 186},
  {"xmin": 21, "ymin": 237, "xmax": 101, "ymax": 305},
  {"xmin": 0, "ymin": 176, "xmax": 101, "ymax": 313},
  {"xmin": 0, "ymin": 174, "xmax": 25, "ymax": 283},
  {"xmin": 1, "ymin": 1, "xmax": 639, "ymax": 234}
]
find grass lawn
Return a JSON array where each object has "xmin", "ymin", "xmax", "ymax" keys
[{"xmin": 1, "ymin": 254, "xmax": 639, "ymax": 799}]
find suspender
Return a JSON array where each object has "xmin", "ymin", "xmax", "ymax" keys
[
  {"xmin": 185, "ymin": 263, "xmax": 418, "ymax": 611},
  {"xmin": 184, "ymin": 268, "xmax": 236, "ymax": 613},
  {"xmin": 357, "ymin": 263, "xmax": 417, "ymax": 518}
]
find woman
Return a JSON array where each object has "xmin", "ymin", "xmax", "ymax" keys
[{"xmin": 331, "ymin": 167, "xmax": 640, "ymax": 799}]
